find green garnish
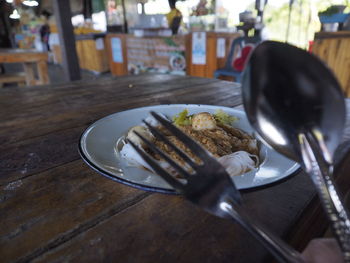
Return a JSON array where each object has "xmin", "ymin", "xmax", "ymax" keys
[
  {"xmin": 172, "ymin": 109, "xmax": 192, "ymax": 126},
  {"xmin": 213, "ymin": 109, "xmax": 238, "ymax": 125}
]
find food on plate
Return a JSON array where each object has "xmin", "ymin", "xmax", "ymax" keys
[
  {"xmin": 126, "ymin": 126, "xmax": 154, "ymax": 148},
  {"xmin": 192, "ymin": 112, "xmax": 216, "ymax": 130},
  {"xmin": 119, "ymin": 110, "xmax": 259, "ymax": 177}
]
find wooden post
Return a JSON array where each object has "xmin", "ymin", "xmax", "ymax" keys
[
  {"xmin": 52, "ymin": 0, "xmax": 81, "ymax": 81},
  {"xmin": 121, "ymin": 0, "xmax": 128, "ymax": 33}
]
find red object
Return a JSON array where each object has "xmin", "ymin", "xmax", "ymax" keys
[
  {"xmin": 232, "ymin": 44, "xmax": 254, "ymax": 72},
  {"xmin": 308, "ymin": 41, "xmax": 314, "ymax": 53}
]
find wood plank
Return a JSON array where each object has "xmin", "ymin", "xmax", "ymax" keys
[
  {"xmin": 76, "ymin": 38, "xmax": 109, "ymax": 73},
  {"xmin": 0, "ymin": 76, "xmax": 240, "ymax": 146},
  {"xmin": 0, "ymin": 73, "xmax": 26, "ymax": 86},
  {"xmin": 0, "ymin": 75, "xmax": 187, "ymax": 121},
  {"xmin": 315, "ymin": 31, "xmax": 350, "ymax": 39},
  {"xmin": 37, "ymin": 60, "xmax": 50, "ymax": 85},
  {"xmin": 31, "ymin": 171, "xmax": 316, "ymax": 263},
  {"xmin": 0, "ymin": 160, "xmax": 149, "ymax": 263},
  {"xmin": 0, "ymin": 83, "xmax": 241, "ymax": 146},
  {"xmin": 206, "ymin": 34, "xmax": 217, "ymax": 78},
  {"xmin": 0, "ymin": 51, "xmax": 48, "ymax": 63},
  {"xmin": 0, "ymin": 75, "xmax": 219, "ymax": 122},
  {"xmin": 0, "ymin": 126, "xmax": 83, "ymax": 185},
  {"xmin": 312, "ymin": 36, "xmax": 350, "ymax": 97},
  {"xmin": 23, "ymin": 63, "xmax": 36, "ymax": 86},
  {"xmin": 0, "ymin": 74, "xmax": 202, "ymax": 113}
]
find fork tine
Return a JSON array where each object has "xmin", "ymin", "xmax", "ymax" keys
[
  {"xmin": 133, "ymin": 130, "xmax": 192, "ymax": 179},
  {"xmin": 150, "ymin": 111, "xmax": 212, "ymax": 161},
  {"xmin": 126, "ymin": 139, "xmax": 186, "ymax": 191},
  {"xmin": 143, "ymin": 120, "xmax": 198, "ymax": 170}
]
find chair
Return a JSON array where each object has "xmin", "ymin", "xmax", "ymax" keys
[{"xmin": 214, "ymin": 36, "xmax": 261, "ymax": 83}]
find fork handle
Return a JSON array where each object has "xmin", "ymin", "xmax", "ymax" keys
[{"xmin": 221, "ymin": 201, "xmax": 305, "ymax": 263}]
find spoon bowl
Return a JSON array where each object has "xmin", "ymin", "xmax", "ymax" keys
[
  {"xmin": 241, "ymin": 40, "xmax": 350, "ymax": 261},
  {"xmin": 242, "ymin": 41, "xmax": 345, "ymax": 163}
]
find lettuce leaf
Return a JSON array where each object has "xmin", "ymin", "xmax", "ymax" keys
[
  {"xmin": 213, "ymin": 109, "xmax": 238, "ymax": 126},
  {"xmin": 172, "ymin": 109, "xmax": 192, "ymax": 126}
]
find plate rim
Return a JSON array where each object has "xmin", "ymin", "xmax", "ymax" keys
[
  {"xmin": 78, "ymin": 104, "xmax": 300, "ymax": 194},
  {"xmin": 78, "ymin": 141, "xmax": 178, "ymax": 194}
]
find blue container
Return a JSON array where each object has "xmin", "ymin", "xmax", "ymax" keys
[{"xmin": 319, "ymin": 13, "xmax": 350, "ymax": 23}]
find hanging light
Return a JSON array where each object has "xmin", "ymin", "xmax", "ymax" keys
[
  {"xmin": 9, "ymin": 9, "xmax": 20, "ymax": 19},
  {"xmin": 6, "ymin": 0, "xmax": 14, "ymax": 3},
  {"xmin": 22, "ymin": 0, "xmax": 39, "ymax": 7}
]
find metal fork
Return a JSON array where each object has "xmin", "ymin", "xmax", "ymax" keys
[{"xmin": 127, "ymin": 111, "xmax": 305, "ymax": 263}]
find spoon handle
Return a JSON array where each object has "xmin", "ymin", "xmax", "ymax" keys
[{"xmin": 299, "ymin": 132, "xmax": 350, "ymax": 262}]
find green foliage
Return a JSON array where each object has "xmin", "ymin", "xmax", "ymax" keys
[
  {"xmin": 319, "ymin": 4, "xmax": 347, "ymax": 15},
  {"xmin": 263, "ymin": 0, "xmax": 350, "ymax": 48}
]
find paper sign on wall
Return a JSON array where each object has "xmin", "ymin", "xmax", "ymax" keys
[
  {"xmin": 217, "ymin": 38, "xmax": 225, "ymax": 58},
  {"xmin": 111, "ymin": 37, "xmax": 123, "ymax": 63},
  {"xmin": 95, "ymin": 38, "xmax": 104, "ymax": 50},
  {"xmin": 192, "ymin": 32, "xmax": 206, "ymax": 65}
]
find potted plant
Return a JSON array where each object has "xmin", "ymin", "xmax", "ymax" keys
[{"xmin": 318, "ymin": 4, "xmax": 349, "ymax": 25}]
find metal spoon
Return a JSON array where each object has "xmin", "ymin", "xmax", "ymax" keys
[{"xmin": 241, "ymin": 40, "xmax": 350, "ymax": 261}]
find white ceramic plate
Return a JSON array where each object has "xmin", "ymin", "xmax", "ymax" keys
[{"xmin": 79, "ymin": 104, "xmax": 300, "ymax": 194}]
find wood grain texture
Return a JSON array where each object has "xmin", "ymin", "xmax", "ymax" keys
[
  {"xmin": 36, "ymin": 60, "xmax": 49, "ymax": 85},
  {"xmin": 0, "ymin": 72, "xmax": 26, "ymax": 87},
  {"xmin": 23, "ymin": 63, "xmax": 36, "ymax": 86},
  {"xmin": 30, "ymin": 170, "xmax": 317, "ymax": 263},
  {"xmin": 0, "ymin": 161, "xmax": 149, "ymax": 263},
  {"xmin": 76, "ymin": 39, "xmax": 109, "ymax": 73},
  {"xmin": 312, "ymin": 35, "xmax": 350, "ymax": 97},
  {"xmin": 0, "ymin": 74, "xmax": 349, "ymax": 263},
  {"xmin": 0, "ymin": 49, "xmax": 48, "ymax": 63}
]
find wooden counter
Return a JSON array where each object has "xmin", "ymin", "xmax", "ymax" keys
[
  {"xmin": 187, "ymin": 32, "xmax": 241, "ymax": 78},
  {"xmin": 50, "ymin": 33, "xmax": 109, "ymax": 74},
  {"xmin": 313, "ymin": 31, "xmax": 350, "ymax": 97},
  {"xmin": 106, "ymin": 32, "xmax": 241, "ymax": 78},
  {"xmin": 75, "ymin": 35, "xmax": 109, "ymax": 73}
]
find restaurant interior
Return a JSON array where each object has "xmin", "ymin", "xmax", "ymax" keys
[{"xmin": 1, "ymin": 0, "xmax": 350, "ymax": 262}]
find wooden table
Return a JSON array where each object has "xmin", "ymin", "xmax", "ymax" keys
[
  {"xmin": 0, "ymin": 48, "xmax": 49, "ymax": 86},
  {"xmin": 1, "ymin": 74, "xmax": 350, "ymax": 263}
]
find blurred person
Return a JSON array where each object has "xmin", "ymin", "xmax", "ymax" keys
[
  {"xmin": 39, "ymin": 10, "xmax": 51, "ymax": 51},
  {"xmin": 166, "ymin": 0, "xmax": 182, "ymax": 34}
]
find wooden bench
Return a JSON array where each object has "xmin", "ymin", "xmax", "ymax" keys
[
  {"xmin": 0, "ymin": 49, "xmax": 49, "ymax": 86},
  {"xmin": 0, "ymin": 72, "xmax": 26, "ymax": 87}
]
